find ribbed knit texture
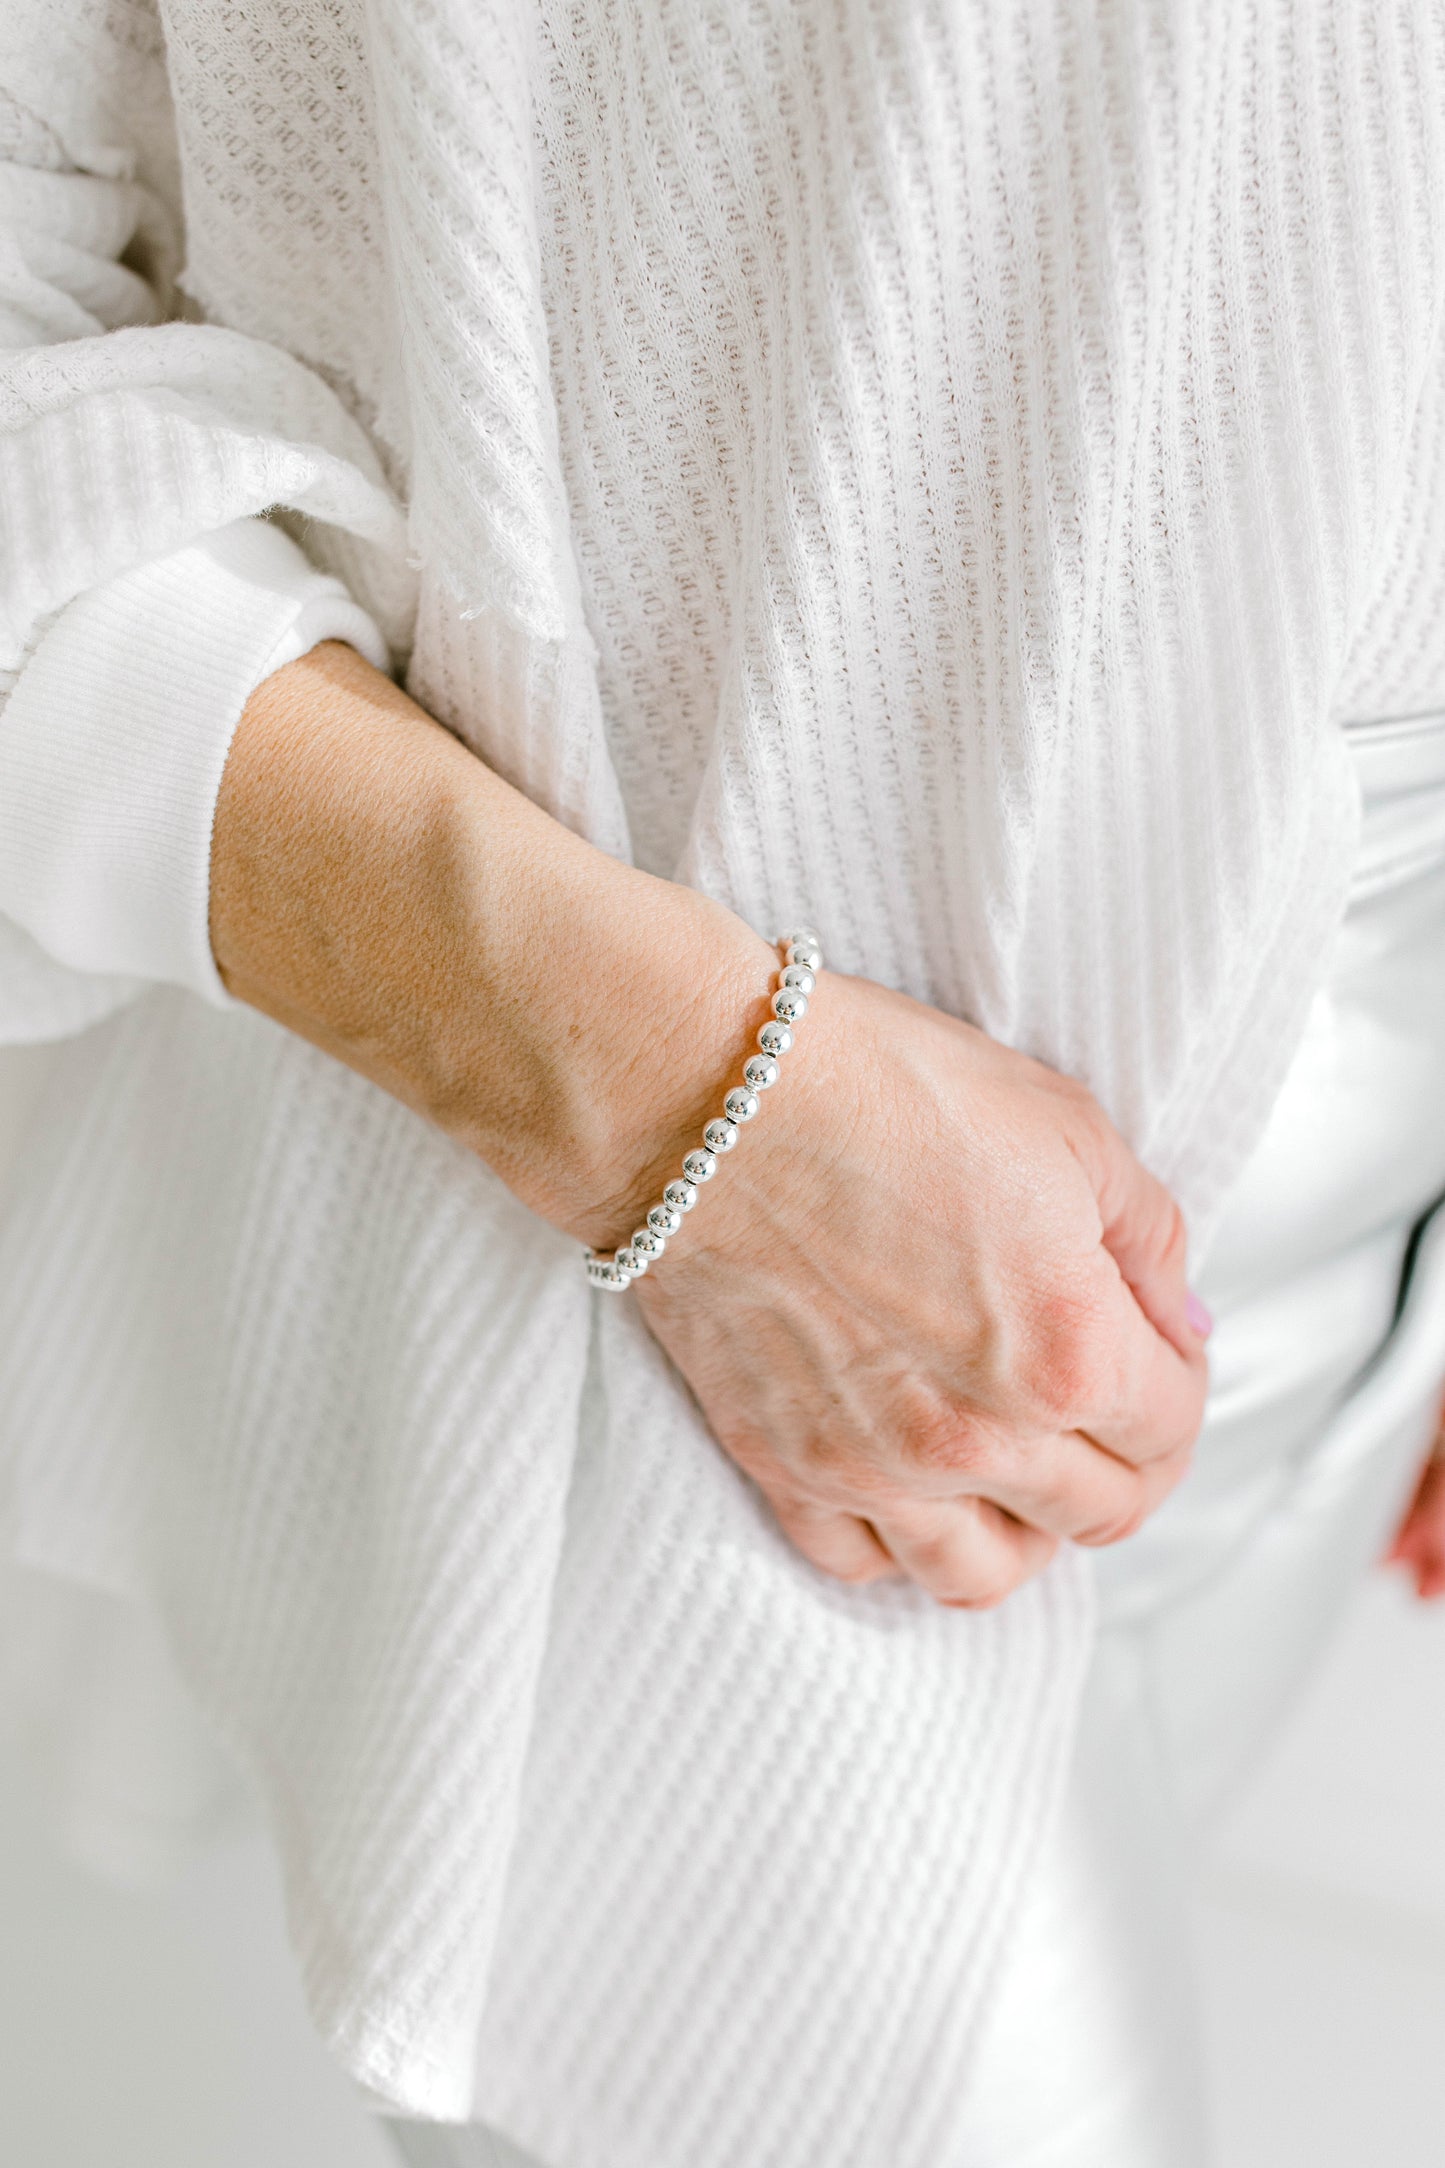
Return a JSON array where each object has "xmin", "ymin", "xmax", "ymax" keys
[
  {"xmin": 3, "ymin": 3, "xmax": 1445, "ymax": 2162},
  {"xmin": 0, "ymin": 518, "xmax": 387, "ymax": 996}
]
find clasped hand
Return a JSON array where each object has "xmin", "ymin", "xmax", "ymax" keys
[
  {"xmin": 636, "ymin": 973, "xmax": 1211, "ymax": 1605},
  {"xmin": 214, "ymin": 643, "xmax": 1210, "ymax": 1609}
]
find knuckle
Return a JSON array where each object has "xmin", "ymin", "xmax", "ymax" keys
[
  {"xmin": 773, "ymin": 1498, "xmax": 893, "ymax": 1587},
  {"xmin": 1132, "ymin": 1407, "xmax": 1199, "ymax": 1474},
  {"xmin": 882, "ymin": 1374, "xmax": 991, "ymax": 1482},
  {"xmin": 1075, "ymin": 1501, "xmax": 1147, "ymax": 1547},
  {"xmin": 962, "ymin": 1533, "xmax": 1059, "ymax": 1603},
  {"xmin": 1080, "ymin": 1448, "xmax": 1192, "ymax": 1543},
  {"xmin": 1150, "ymin": 1440, "xmax": 1196, "ymax": 1498},
  {"xmin": 903, "ymin": 1404, "xmax": 990, "ymax": 1479},
  {"xmin": 906, "ymin": 1526, "xmax": 967, "ymax": 1578},
  {"xmin": 1127, "ymin": 1419, "xmax": 1193, "ymax": 1471},
  {"xmin": 826, "ymin": 1554, "xmax": 885, "ymax": 1586},
  {"xmin": 1028, "ymin": 1297, "xmax": 1117, "ymax": 1425},
  {"xmin": 941, "ymin": 1566, "xmax": 1022, "ymax": 1610},
  {"xmin": 919, "ymin": 1517, "xmax": 1049, "ymax": 1608},
  {"xmin": 811, "ymin": 1451, "xmax": 897, "ymax": 1509},
  {"xmin": 788, "ymin": 1526, "xmax": 859, "ymax": 1581},
  {"xmin": 1021, "ymin": 1465, "xmax": 1094, "ymax": 1530}
]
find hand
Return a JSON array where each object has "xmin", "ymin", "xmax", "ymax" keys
[
  {"xmin": 636, "ymin": 970, "xmax": 1211, "ymax": 1606},
  {"xmin": 1386, "ymin": 1396, "xmax": 1445, "ymax": 1599},
  {"xmin": 214, "ymin": 643, "xmax": 1210, "ymax": 1609}
]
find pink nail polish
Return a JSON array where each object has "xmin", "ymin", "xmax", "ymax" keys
[{"xmin": 1186, "ymin": 1290, "xmax": 1214, "ymax": 1340}]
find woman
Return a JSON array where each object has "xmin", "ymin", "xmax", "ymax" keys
[{"xmin": 2, "ymin": 3, "xmax": 1445, "ymax": 2163}]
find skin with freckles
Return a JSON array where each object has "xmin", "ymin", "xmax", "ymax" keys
[{"xmin": 212, "ymin": 641, "xmax": 1214, "ymax": 1605}]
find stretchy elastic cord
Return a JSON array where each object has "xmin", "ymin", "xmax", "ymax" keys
[{"xmin": 583, "ymin": 930, "xmax": 824, "ymax": 1290}]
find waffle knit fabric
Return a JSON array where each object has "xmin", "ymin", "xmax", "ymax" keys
[{"xmin": 3, "ymin": 3, "xmax": 1445, "ymax": 2162}]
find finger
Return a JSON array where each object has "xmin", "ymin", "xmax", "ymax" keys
[
  {"xmin": 1388, "ymin": 1454, "xmax": 1445, "ymax": 1590},
  {"xmin": 769, "ymin": 1495, "xmax": 901, "ymax": 1586},
  {"xmin": 1046, "ymin": 1244, "xmax": 1211, "ymax": 1469},
  {"xmin": 872, "ymin": 1496, "xmax": 1058, "ymax": 1607},
  {"xmin": 960, "ymin": 1422, "xmax": 1192, "ymax": 1545},
  {"xmin": 1389, "ymin": 1451, "xmax": 1445, "ymax": 1552},
  {"xmin": 1386, "ymin": 1468, "xmax": 1429, "ymax": 1563},
  {"xmin": 1395, "ymin": 1525, "xmax": 1445, "ymax": 1600},
  {"xmin": 1066, "ymin": 1100, "xmax": 1209, "ymax": 1362}
]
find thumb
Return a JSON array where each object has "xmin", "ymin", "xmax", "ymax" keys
[{"xmin": 1074, "ymin": 1106, "xmax": 1211, "ymax": 1362}]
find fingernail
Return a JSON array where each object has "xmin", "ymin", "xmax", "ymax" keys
[{"xmin": 1185, "ymin": 1290, "xmax": 1214, "ymax": 1340}]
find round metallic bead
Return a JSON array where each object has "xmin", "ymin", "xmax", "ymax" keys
[
  {"xmin": 778, "ymin": 926, "xmax": 819, "ymax": 951},
  {"xmin": 724, "ymin": 1086, "xmax": 760, "ymax": 1124},
  {"xmin": 743, "ymin": 1054, "xmax": 779, "ymax": 1092},
  {"xmin": 648, "ymin": 1201, "xmax": 684, "ymax": 1237},
  {"xmin": 758, "ymin": 1020, "xmax": 793, "ymax": 1058},
  {"xmin": 614, "ymin": 1245, "xmax": 646, "ymax": 1278},
  {"xmin": 682, "ymin": 1148, "xmax": 717, "ymax": 1184},
  {"xmin": 703, "ymin": 1117, "xmax": 739, "ymax": 1154},
  {"xmin": 586, "ymin": 1256, "xmax": 628, "ymax": 1291},
  {"xmin": 780, "ymin": 962, "xmax": 816, "ymax": 996},
  {"xmin": 772, "ymin": 987, "xmax": 809, "ymax": 1025},
  {"xmin": 786, "ymin": 938, "xmax": 822, "ymax": 973},
  {"xmin": 632, "ymin": 1226, "xmax": 666, "ymax": 1259},
  {"xmin": 663, "ymin": 1178, "xmax": 698, "ymax": 1214}
]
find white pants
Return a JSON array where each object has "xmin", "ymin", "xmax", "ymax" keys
[{"xmin": 950, "ymin": 1216, "xmax": 1445, "ymax": 2168}]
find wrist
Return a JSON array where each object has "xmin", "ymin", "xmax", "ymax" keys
[
  {"xmin": 212, "ymin": 642, "xmax": 778, "ymax": 1246},
  {"xmin": 481, "ymin": 855, "xmax": 779, "ymax": 1245}
]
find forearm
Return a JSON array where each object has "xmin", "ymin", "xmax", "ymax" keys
[{"xmin": 209, "ymin": 641, "xmax": 775, "ymax": 1242}]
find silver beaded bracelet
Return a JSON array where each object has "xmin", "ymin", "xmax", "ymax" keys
[{"xmin": 583, "ymin": 929, "xmax": 823, "ymax": 1291}]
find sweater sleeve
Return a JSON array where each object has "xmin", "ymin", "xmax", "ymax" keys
[
  {"xmin": 0, "ymin": 15, "xmax": 413, "ymax": 1041},
  {"xmin": 0, "ymin": 521, "xmax": 387, "ymax": 1002}
]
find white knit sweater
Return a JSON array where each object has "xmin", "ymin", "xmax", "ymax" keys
[{"xmin": 4, "ymin": 4, "xmax": 1445, "ymax": 2162}]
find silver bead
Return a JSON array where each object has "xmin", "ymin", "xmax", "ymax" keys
[
  {"xmin": 780, "ymin": 962, "xmax": 815, "ymax": 996},
  {"xmin": 586, "ymin": 1256, "xmax": 629, "ymax": 1291},
  {"xmin": 682, "ymin": 1148, "xmax": 717, "ymax": 1184},
  {"xmin": 724, "ymin": 1086, "xmax": 759, "ymax": 1124},
  {"xmin": 743, "ymin": 1054, "xmax": 779, "ymax": 1091},
  {"xmin": 613, "ymin": 1245, "xmax": 646, "ymax": 1277},
  {"xmin": 772, "ymin": 987, "xmax": 809, "ymax": 1025},
  {"xmin": 778, "ymin": 926, "xmax": 819, "ymax": 951},
  {"xmin": 758, "ymin": 1019, "xmax": 793, "ymax": 1057},
  {"xmin": 664, "ymin": 1178, "xmax": 698, "ymax": 1214},
  {"xmin": 632, "ymin": 1226, "xmax": 666, "ymax": 1258},
  {"xmin": 786, "ymin": 938, "xmax": 822, "ymax": 972},
  {"xmin": 703, "ymin": 1117, "xmax": 738, "ymax": 1153},
  {"xmin": 648, "ymin": 1201, "xmax": 684, "ymax": 1237}
]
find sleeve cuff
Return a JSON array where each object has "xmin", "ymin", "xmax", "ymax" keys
[{"xmin": 0, "ymin": 519, "xmax": 388, "ymax": 1005}]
